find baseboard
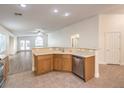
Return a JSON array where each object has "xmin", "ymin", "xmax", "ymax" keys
[
  {"xmin": 100, "ymin": 63, "xmax": 124, "ymax": 65},
  {"xmin": 98, "ymin": 61, "xmax": 107, "ymax": 64},
  {"xmin": 17, "ymin": 50, "xmax": 32, "ymax": 53},
  {"xmin": 9, "ymin": 51, "xmax": 17, "ymax": 55},
  {"xmin": 120, "ymin": 63, "xmax": 124, "ymax": 65},
  {"xmin": 100, "ymin": 63, "xmax": 107, "ymax": 64}
]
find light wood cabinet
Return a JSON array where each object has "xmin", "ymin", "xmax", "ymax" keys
[
  {"xmin": 84, "ymin": 56, "xmax": 95, "ymax": 81},
  {"xmin": 33, "ymin": 53, "xmax": 95, "ymax": 82},
  {"xmin": 34, "ymin": 54, "xmax": 53, "ymax": 75},
  {"xmin": 53, "ymin": 54, "xmax": 62, "ymax": 71},
  {"xmin": 53, "ymin": 54, "xmax": 72, "ymax": 72},
  {"xmin": 62, "ymin": 54, "xmax": 72, "ymax": 72},
  {"xmin": 34, "ymin": 54, "xmax": 72, "ymax": 74}
]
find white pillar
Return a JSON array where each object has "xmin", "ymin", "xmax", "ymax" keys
[{"xmin": 95, "ymin": 50, "xmax": 100, "ymax": 78}]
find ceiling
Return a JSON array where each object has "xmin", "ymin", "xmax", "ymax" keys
[{"xmin": 0, "ymin": 4, "xmax": 122, "ymax": 36}]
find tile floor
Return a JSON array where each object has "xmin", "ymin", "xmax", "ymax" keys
[
  {"xmin": 5, "ymin": 51, "xmax": 124, "ymax": 88},
  {"xmin": 4, "ymin": 65, "xmax": 124, "ymax": 88}
]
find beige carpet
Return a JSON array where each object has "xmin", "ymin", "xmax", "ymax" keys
[{"xmin": 4, "ymin": 64, "xmax": 124, "ymax": 88}]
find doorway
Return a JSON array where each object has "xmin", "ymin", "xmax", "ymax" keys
[
  {"xmin": 20, "ymin": 40, "xmax": 31, "ymax": 50},
  {"xmin": 104, "ymin": 32, "xmax": 121, "ymax": 65},
  {"xmin": 71, "ymin": 34, "xmax": 79, "ymax": 48}
]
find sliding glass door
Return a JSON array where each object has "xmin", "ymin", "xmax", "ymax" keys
[{"xmin": 20, "ymin": 40, "xmax": 30, "ymax": 50}]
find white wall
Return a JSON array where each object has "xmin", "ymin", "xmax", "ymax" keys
[
  {"xmin": 48, "ymin": 16, "xmax": 99, "ymax": 49},
  {"xmin": 99, "ymin": 14, "xmax": 124, "ymax": 65},
  {"xmin": 0, "ymin": 25, "xmax": 17, "ymax": 55}
]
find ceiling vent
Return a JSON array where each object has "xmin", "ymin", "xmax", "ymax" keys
[{"xmin": 14, "ymin": 12, "xmax": 23, "ymax": 16}]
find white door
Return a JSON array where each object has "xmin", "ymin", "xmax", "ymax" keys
[{"xmin": 105, "ymin": 32, "xmax": 121, "ymax": 64}]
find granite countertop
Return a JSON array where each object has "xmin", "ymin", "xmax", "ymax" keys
[{"xmin": 33, "ymin": 51, "xmax": 95, "ymax": 58}]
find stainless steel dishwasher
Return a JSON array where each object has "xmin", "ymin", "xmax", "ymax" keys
[{"xmin": 72, "ymin": 55, "xmax": 84, "ymax": 79}]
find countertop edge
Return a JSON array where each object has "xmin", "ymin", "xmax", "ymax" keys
[{"xmin": 33, "ymin": 52, "xmax": 95, "ymax": 58}]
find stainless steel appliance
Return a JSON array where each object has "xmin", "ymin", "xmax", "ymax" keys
[
  {"xmin": 0, "ymin": 63, "xmax": 4, "ymax": 88},
  {"xmin": 72, "ymin": 55, "xmax": 84, "ymax": 79}
]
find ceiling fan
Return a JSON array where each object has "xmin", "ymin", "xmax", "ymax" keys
[{"xmin": 32, "ymin": 28, "xmax": 46, "ymax": 35}]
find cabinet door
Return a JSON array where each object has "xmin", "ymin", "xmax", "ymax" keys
[
  {"xmin": 42, "ymin": 58, "xmax": 51, "ymax": 72},
  {"xmin": 37, "ymin": 55, "xmax": 52, "ymax": 74},
  {"xmin": 53, "ymin": 54, "xmax": 62, "ymax": 70},
  {"xmin": 84, "ymin": 56, "xmax": 95, "ymax": 81},
  {"xmin": 62, "ymin": 55, "xmax": 72, "ymax": 71}
]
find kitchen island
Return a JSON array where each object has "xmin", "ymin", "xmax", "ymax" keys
[{"xmin": 32, "ymin": 48, "xmax": 95, "ymax": 82}]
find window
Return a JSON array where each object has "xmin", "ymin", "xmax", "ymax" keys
[
  {"xmin": 26, "ymin": 40, "xmax": 30, "ymax": 50},
  {"xmin": 35, "ymin": 36, "xmax": 43, "ymax": 47},
  {"xmin": 0, "ymin": 33, "xmax": 6, "ymax": 53},
  {"xmin": 20, "ymin": 40, "xmax": 25, "ymax": 50}
]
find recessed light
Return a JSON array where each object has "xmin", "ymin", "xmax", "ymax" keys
[
  {"xmin": 53, "ymin": 9, "xmax": 58, "ymax": 13},
  {"xmin": 64, "ymin": 13, "xmax": 70, "ymax": 17},
  {"xmin": 20, "ymin": 4, "xmax": 26, "ymax": 8}
]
